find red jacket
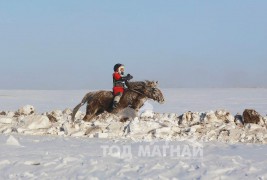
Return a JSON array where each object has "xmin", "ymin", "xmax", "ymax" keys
[{"xmin": 113, "ymin": 72, "xmax": 125, "ymax": 95}]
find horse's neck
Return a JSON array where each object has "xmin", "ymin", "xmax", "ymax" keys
[
  {"xmin": 127, "ymin": 91, "xmax": 147, "ymax": 106},
  {"xmin": 125, "ymin": 89, "xmax": 143, "ymax": 97}
]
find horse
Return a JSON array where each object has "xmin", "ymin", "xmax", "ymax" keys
[{"xmin": 71, "ymin": 80, "xmax": 165, "ymax": 123}]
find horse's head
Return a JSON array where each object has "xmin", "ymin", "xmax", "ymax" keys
[
  {"xmin": 143, "ymin": 81, "xmax": 165, "ymax": 104},
  {"xmin": 127, "ymin": 80, "xmax": 165, "ymax": 104}
]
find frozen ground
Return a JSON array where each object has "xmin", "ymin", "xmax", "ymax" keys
[{"xmin": 0, "ymin": 88, "xmax": 267, "ymax": 179}]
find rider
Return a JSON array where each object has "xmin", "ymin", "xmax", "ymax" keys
[{"xmin": 112, "ymin": 63, "xmax": 133, "ymax": 109}]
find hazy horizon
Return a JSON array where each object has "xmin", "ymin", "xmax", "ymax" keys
[{"xmin": 1, "ymin": 1, "xmax": 267, "ymax": 90}]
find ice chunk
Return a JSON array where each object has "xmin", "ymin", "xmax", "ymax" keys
[
  {"xmin": 23, "ymin": 115, "xmax": 51, "ymax": 130},
  {"xmin": 140, "ymin": 110, "xmax": 154, "ymax": 118},
  {"xmin": 6, "ymin": 135, "xmax": 21, "ymax": 146},
  {"xmin": 18, "ymin": 105, "xmax": 35, "ymax": 115},
  {"xmin": 0, "ymin": 117, "xmax": 13, "ymax": 124}
]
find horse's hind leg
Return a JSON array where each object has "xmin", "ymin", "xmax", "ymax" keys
[
  {"xmin": 83, "ymin": 105, "xmax": 97, "ymax": 122},
  {"xmin": 83, "ymin": 114, "xmax": 96, "ymax": 122},
  {"xmin": 84, "ymin": 109, "xmax": 104, "ymax": 121},
  {"xmin": 96, "ymin": 109, "xmax": 104, "ymax": 116}
]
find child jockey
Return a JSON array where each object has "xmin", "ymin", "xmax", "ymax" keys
[{"xmin": 112, "ymin": 63, "xmax": 133, "ymax": 109}]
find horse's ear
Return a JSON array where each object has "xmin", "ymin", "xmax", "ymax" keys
[{"xmin": 152, "ymin": 81, "xmax": 158, "ymax": 87}]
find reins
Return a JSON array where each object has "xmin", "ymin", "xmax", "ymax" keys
[{"xmin": 128, "ymin": 88, "xmax": 146, "ymax": 96}]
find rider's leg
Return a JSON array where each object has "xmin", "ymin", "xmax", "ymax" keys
[{"xmin": 113, "ymin": 92, "xmax": 122, "ymax": 109}]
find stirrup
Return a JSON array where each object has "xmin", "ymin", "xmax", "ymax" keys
[{"xmin": 112, "ymin": 103, "xmax": 118, "ymax": 109}]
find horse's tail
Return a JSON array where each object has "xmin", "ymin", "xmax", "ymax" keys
[{"xmin": 71, "ymin": 92, "xmax": 95, "ymax": 122}]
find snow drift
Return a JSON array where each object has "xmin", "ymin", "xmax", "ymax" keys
[{"xmin": 0, "ymin": 105, "xmax": 267, "ymax": 144}]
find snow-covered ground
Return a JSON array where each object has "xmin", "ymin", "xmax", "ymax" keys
[
  {"xmin": 1, "ymin": 135, "xmax": 267, "ymax": 179},
  {"xmin": 1, "ymin": 88, "xmax": 267, "ymax": 179}
]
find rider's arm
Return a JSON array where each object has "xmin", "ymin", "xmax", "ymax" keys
[
  {"xmin": 121, "ymin": 74, "xmax": 133, "ymax": 81},
  {"xmin": 114, "ymin": 73, "xmax": 133, "ymax": 81}
]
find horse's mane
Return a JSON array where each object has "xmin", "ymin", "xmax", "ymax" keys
[
  {"xmin": 127, "ymin": 81, "xmax": 146, "ymax": 90},
  {"xmin": 127, "ymin": 80, "xmax": 157, "ymax": 90}
]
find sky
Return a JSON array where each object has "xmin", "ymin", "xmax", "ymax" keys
[{"xmin": 0, "ymin": 0, "xmax": 267, "ymax": 89}]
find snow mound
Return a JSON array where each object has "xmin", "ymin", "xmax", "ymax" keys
[{"xmin": 0, "ymin": 106, "xmax": 267, "ymax": 144}]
